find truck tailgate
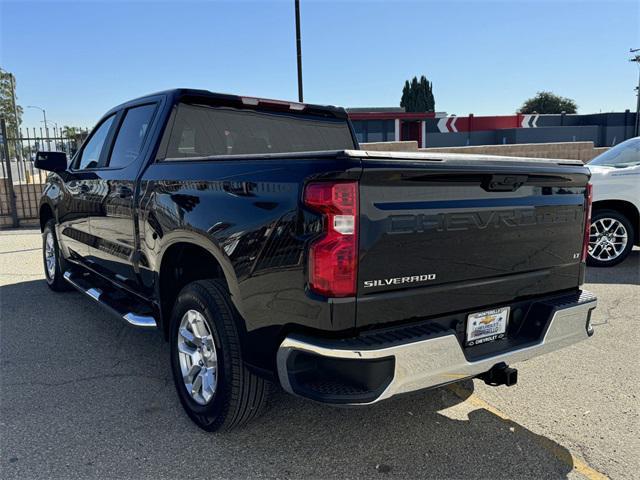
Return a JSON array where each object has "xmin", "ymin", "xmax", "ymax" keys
[{"xmin": 353, "ymin": 151, "xmax": 590, "ymax": 327}]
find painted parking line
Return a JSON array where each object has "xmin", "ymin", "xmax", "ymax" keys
[{"xmin": 447, "ymin": 383, "xmax": 609, "ymax": 480}]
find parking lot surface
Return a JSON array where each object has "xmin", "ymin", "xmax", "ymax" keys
[{"xmin": 1, "ymin": 228, "xmax": 638, "ymax": 479}]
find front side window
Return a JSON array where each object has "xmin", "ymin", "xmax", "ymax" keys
[
  {"xmin": 163, "ymin": 103, "xmax": 355, "ymax": 159},
  {"xmin": 108, "ymin": 104, "xmax": 157, "ymax": 169},
  {"xmin": 76, "ymin": 115, "xmax": 115, "ymax": 170}
]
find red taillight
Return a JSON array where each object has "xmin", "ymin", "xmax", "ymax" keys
[
  {"xmin": 582, "ymin": 183, "xmax": 593, "ymax": 262},
  {"xmin": 304, "ymin": 181, "xmax": 358, "ymax": 297}
]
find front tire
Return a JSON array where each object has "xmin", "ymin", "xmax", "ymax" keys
[
  {"xmin": 42, "ymin": 219, "xmax": 71, "ymax": 291},
  {"xmin": 169, "ymin": 280, "xmax": 270, "ymax": 431},
  {"xmin": 587, "ymin": 209, "xmax": 635, "ymax": 267}
]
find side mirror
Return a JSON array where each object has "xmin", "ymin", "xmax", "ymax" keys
[{"xmin": 35, "ymin": 151, "xmax": 67, "ymax": 172}]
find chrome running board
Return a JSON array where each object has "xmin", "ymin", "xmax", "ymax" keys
[{"xmin": 63, "ymin": 270, "xmax": 157, "ymax": 329}]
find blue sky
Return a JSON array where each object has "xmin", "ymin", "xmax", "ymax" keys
[{"xmin": 1, "ymin": 0, "xmax": 639, "ymax": 127}]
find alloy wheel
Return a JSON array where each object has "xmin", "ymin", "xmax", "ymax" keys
[
  {"xmin": 45, "ymin": 231, "xmax": 57, "ymax": 280},
  {"xmin": 177, "ymin": 309, "xmax": 218, "ymax": 405},
  {"xmin": 588, "ymin": 218, "xmax": 628, "ymax": 262}
]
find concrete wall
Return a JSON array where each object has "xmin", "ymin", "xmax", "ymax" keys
[
  {"xmin": 361, "ymin": 141, "xmax": 609, "ymax": 162},
  {"xmin": 357, "ymin": 141, "xmax": 419, "ymax": 152},
  {"xmin": 422, "ymin": 141, "xmax": 607, "ymax": 162}
]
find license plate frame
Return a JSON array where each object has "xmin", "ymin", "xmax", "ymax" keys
[{"xmin": 466, "ymin": 307, "xmax": 510, "ymax": 346}]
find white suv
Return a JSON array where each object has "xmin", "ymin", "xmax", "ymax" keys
[{"xmin": 587, "ymin": 137, "xmax": 640, "ymax": 267}]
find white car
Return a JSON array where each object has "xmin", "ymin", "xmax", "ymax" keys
[{"xmin": 587, "ymin": 136, "xmax": 640, "ymax": 267}]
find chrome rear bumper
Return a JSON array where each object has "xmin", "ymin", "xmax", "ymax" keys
[{"xmin": 277, "ymin": 292, "xmax": 597, "ymax": 405}]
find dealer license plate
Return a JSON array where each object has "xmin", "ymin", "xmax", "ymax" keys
[{"xmin": 466, "ymin": 307, "xmax": 510, "ymax": 346}]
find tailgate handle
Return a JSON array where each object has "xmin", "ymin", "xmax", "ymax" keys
[{"xmin": 483, "ymin": 175, "xmax": 528, "ymax": 192}]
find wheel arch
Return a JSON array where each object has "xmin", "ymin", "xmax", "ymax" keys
[
  {"xmin": 39, "ymin": 202, "xmax": 55, "ymax": 232},
  {"xmin": 592, "ymin": 199, "xmax": 639, "ymax": 245},
  {"xmin": 156, "ymin": 233, "xmax": 243, "ymax": 340}
]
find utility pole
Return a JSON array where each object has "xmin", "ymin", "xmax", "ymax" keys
[
  {"xmin": 294, "ymin": 0, "xmax": 303, "ymax": 102},
  {"xmin": 631, "ymin": 48, "xmax": 640, "ymax": 137}
]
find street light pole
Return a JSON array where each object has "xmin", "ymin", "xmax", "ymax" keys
[
  {"xmin": 27, "ymin": 105, "xmax": 50, "ymax": 150},
  {"xmin": 295, "ymin": 0, "xmax": 303, "ymax": 103},
  {"xmin": 630, "ymin": 48, "xmax": 640, "ymax": 137},
  {"xmin": 27, "ymin": 105, "xmax": 47, "ymax": 131}
]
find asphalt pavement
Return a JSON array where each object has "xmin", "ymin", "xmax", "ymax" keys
[{"xmin": 1, "ymin": 229, "xmax": 638, "ymax": 479}]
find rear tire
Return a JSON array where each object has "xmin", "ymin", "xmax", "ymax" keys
[
  {"xmin": 169, "ymin": 279, "xmax": 270, "ymax": 431},
  {"xmin": 42, "ymin": 219, "xmax": 72, "ymax": 291},
  {"xmin": 587, "ymin": 209, "xmax": 635, "ymax": 267}
]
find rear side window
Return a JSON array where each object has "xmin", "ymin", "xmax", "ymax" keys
[
  {"xmin": 163, "ymin": 103, "xmax": 354, "ymax": 159},
  {"xmin": 108, "ymin": 104, "xmax": 156, "ymax": 168}
]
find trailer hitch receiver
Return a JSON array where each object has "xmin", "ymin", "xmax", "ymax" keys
[{"xmin": 479, "ymin": 363, "xmax": 518, "ymax": 387}]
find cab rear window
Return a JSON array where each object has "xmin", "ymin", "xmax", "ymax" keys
[{"xmin": 162, "ymin": 103, "xmax": 354, "ymax": 159}]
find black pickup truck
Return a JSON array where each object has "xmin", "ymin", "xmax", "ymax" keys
[{"xmin": 36, "ymin": 89, "xmax": 597, "ymax": 431}]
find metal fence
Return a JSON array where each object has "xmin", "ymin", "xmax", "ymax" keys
[{"xmin": 0, "ymin": 117, "xmax": 88, "ymax": 227}]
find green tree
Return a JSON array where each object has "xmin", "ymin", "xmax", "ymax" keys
[
  {"xmin": 62, "ymin": 126, "xmax": 81, "ymax": 138},
  {"xmin": 401, "ymin": 80, "xmax": 411, "ymax": 111},
  {"xmin": 62, "ymin": 126, "xmax": 88, "ymax": 156},
  {"xmin": 410, "ymin": 77, "xmax": 419, "ymax": 110},
  {"xmin": 400, "ymin": 75, "xmax": 435, "ymax": 112},
  {"xmin": 0, "ymin": 69, "xmax": 23, "ymax": 137},
  {"xmin": 519, "ymin": 91, "xmax": 577, "ymax": 114},
  {"xmin": 427, "ymin": 78, "xmax": 435, "ymax": 112}
]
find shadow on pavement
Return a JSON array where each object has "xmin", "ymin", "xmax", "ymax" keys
[
  {"xmin": 1, "ymin": 278, "xmax": 576, "ymax": 479},
  {"xmin": 585, "ymin": 249, "xmax": 640, "ymax": 285}
]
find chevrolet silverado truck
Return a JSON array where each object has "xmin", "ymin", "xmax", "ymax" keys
[{"xmin": 36, "ymin": 89, "xmax": 597, "ymax": 431}]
